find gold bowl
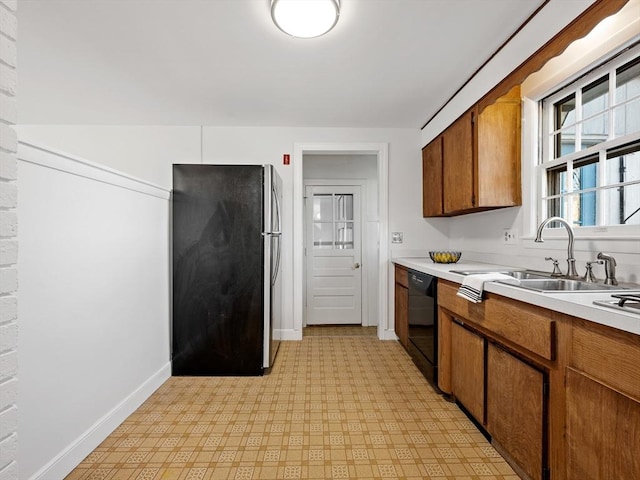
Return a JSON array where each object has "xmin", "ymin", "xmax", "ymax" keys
[{"xmin": 429, "ymin": 251, "xmax": 462, "ymax": 264}]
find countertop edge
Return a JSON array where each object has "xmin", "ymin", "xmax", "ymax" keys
[{"xmin": 393, "ymin": 257, "xmax": 640, "ymax": 337}]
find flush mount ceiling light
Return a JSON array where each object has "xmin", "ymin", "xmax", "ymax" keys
[{"xmin": 271, "ymin": 0, "xmax": 340, "ymax": 38}]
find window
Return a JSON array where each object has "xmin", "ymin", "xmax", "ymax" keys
[
  {"xmin": 312, "ymin": 193, "xmax": 354, "ymax": 249},
  {"xmin": 540, "ymin": 46, "xmax": 640, "ymax": 229}
]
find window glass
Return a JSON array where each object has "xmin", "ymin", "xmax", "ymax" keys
[
  {"xmin": 602, "ymin": 183, "xmax": 640, "ymax": 225},
  {"xmin": 554, "ymin": 94, "xmax": 576, "ymax": 157},
  {"xmin": 312, "ymin": 193, "xmax": 355, "ymax": 250},
  {"xmin": 615, "ymin": 59, "xmax": 640, "ymax": 137}
]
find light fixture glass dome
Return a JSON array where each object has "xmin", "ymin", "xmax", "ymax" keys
[{"xmin": 271, "ymin": 0, "xmax": 340, "ymax": 38}]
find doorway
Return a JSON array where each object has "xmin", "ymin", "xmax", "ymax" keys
[{"xmin": 292, "ymin": 143, "xmax": 391, "ymax": 340}]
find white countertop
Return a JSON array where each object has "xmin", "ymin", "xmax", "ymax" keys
[{"xmin": 393, "ymin": 257, "xmax": 640, "ymax": 337}]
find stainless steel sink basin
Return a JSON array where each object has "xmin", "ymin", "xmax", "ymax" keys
[
  {"xmin": 449, "ymin": 269, "xmax": 551, "ymax": 280},
  {"xmin": 503, "ymin": 270, "xmax": 551, "ymax": 280},
  {"xmin": 502, "ymin": 278, "xmax": 627, "ymax": 293},
  {"xmin": 449, "ymin": 268, "xmax": 629, "ymax": 293}
]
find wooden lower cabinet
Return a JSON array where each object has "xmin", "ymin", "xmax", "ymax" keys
[
  {"xmin": 486, "ymin": 343, "xmax": 546, "ymax": 480},
  {"xmin": 451, "ymin": 320, "xmax": 485, "ymax": 422},
  {"xmin": 437, "ymin": 279, "xmax": 640, "ymax": 480},
  {"xmin": 566, "ymin": 318, "xmax": 640, "ymax": 480},
  {"xmin": 394, "ymin": 266, "xmax": 408, "ymax": 348},
  {"xmin": 565, "ymin": 368, "xmax": 640, "ymax": 480}
]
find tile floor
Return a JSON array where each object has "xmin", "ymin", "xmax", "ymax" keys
[{"xmin": 67, "ymin": 327, "xmax": 518, "ymax": 480}]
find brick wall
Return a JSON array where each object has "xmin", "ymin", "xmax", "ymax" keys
[{"xmin": 0, "ymin": 0, "xmax": 17, "ymax": 479}]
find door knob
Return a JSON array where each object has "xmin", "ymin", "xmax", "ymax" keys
[{"xmin": 354, "ymin": 263, "xmax": 361, "ymax": 269}]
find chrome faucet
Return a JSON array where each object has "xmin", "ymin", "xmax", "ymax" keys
[
  {"xmin": 534, "ymin": 216, "xmax": 579, "ymax": 278},
  {"xmin": 596, "ymin": 252, "xmax": 618, "ymax": 285}
]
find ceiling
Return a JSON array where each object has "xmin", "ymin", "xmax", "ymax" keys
[{"xmin": 18, "ymin": 0, "xmax": 549, "ymax": 128}]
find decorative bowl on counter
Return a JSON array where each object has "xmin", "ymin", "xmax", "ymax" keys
[{"xmin": 429, "ymin": 251, "xmax": 462, "ymax": 264}]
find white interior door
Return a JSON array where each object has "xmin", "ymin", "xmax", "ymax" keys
[{"xmin": 305, "ymin": 185, "xmax": 362, "ymax": 325}]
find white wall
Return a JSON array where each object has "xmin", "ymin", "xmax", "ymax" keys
[
  {"xmin": 17, "ymin": 143, "xmax": 171, "ymax": 480},
  {"xmin": 17, "ymin": 125, "xmax": 441, "ymax": 336},
  {"xmin": 0, "ymin": 1, "xmax": 18, "ymax": 479},
  {"xmin": 303, "ymin": 154, "xmax": 379, "ymax": 326}
]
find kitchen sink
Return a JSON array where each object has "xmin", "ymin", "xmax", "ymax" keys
[
  {"xmin": 450, "ymin": 269, "xmax": 551, "ymax": 280},
  {"xmin": 499, "ymin": 278, "xmax": 628, "ymax": 293},
  {"xmin": 502, "ymin": 270, "xmax": 551, "ymax": 280},
  {"xmin": 449, "ymin": 268, "xmax": 630, "ymax": 293}
]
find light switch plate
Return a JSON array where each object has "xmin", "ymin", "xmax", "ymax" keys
[{"xmin": 391, "ymin": 232, "xmax": 403, "ymax": 244}]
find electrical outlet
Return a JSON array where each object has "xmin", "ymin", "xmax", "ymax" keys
[
  {"xmin": 391, "ymin": 232, "xmax": 403, "ymax": 244},
  {"xmin": 503, "ymin": 228, "xmax": 518, "ymax": 245}
]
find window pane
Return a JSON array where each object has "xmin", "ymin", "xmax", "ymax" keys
[
  {"xmin": 335, "ymin": 222, "xmax": 353, "ymax": 250},
  {"xmin": 614, "ymin": 97, "xmax": 640, "ymax": 137},
  {"xmin": 555, "ymin": 94, "xmax": 576, "ymax": 128},
  {"xmin": 582, "ymin": 113, "xmax": 608, "ymax": 147},
  {"xmin": 606, "ymin": 146, "xmax": 640, "ymax": 185},
  {"xmin": 572, "ymin": 157, "xmax": 599, "ymax": 191},
  {"xmin": 547, "ymin": 165, "xmax": 567, "ymax": 196},
  {"xmin": 554, "ymin": 127, "xmax": 576, "ymax": 158},
  {"xmin": 313, "ymin": 223, "xmax": 333, "ymax": 249},
  {"xmin": 335, "ymin": 194, "xmax": 353, "ymax": 221},
  {"xmin": 573, "ymin": 191, "xmax": 597, "ymax": 226},
  {"xmin": 582, "ymin": 76, "xmax": 609, "ymax": 116},
  {"xmin": 554, "ymin": 95, "xmax": 576, "ymax": 158},
  {"xmin": 312, "ymin": 194, "xmax": 333, "ymax": 222},
  {"xmin": 616, "ymin": 57, "xmax": 640, "ymax": 104},
  {"xmin": 603, "ymin": 183, "xmax": 640, "ymax": 225},
  {"xmin": 545, "ymin": 197, "xmax": 564, "ymax": 219}
]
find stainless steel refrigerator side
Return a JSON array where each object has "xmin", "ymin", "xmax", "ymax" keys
[
  {"xmin": 270, "ymin": 168, "xmax": 283, "ymax": 367},
  {"xmin": 262, "ymin": 166, "xmax": 273, "ymax": 369}
]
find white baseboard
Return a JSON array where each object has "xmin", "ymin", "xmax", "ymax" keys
[
  {"xmin": 29, "ymin": 362, "xmax": 171, "ymax": 480},
  {"xmin": 276, "ymin": 329, "xmax": 303, "ymax": 341},
  {"xmin": 379, "ymin": 329, "xmax": 399, "ymax": 341}
]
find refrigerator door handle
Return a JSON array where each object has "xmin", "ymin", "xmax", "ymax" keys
[
  {"xmin": 272, "ymin": 235, "xmax": 281, "ymax": 286},
  {"xmin": 272, "ymin": 181, "xmax": 282, "ymax": 285}
]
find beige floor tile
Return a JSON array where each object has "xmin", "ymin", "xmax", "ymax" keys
[{"xmin": 66, "ymin": 329, "xmax": 519, "ymax": 479}]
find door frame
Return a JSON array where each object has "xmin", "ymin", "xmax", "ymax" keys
[
  {"xmin": 293, "ymin": 143, "xmax": 392, "ymax": 340},
  {"xmin": 304, "ymin": 181, "xmax": 365, "ymax": 327}
]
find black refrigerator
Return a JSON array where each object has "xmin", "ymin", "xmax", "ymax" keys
[{"xmin": 172, "ymin": 164, "xmax": 282, "ymax": 375}]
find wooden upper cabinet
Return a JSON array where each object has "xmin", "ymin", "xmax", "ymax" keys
[
  {"xmin": 422, "ymin": 136, "xmax": 444, "ymax": 216},
  {"xmin": 443, "ymin": 110, "xmax": 475, "ymax": 213},
  {"xmin": 423, "ymin": 86, "xmax": 522, "ymax": 217},
  {"xmin": 476, "ymin": 85, "xmax": 522, "ymax": 208}
]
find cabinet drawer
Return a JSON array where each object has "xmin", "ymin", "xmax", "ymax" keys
[
  {"xmin": 395, "ymin": 265, "xmax": 408, "ymax": 288},
  {"xmin": 438, "ymin": 280, "xmax": 483, "ymax": 320},
  {"xmin": 438, "ymin": 280, "xmax": 555, "ymax": 361},
  {"xmin": 571, "ymin": 318, "xmax": 640, "ymax": 401},
  {"xmin": 483, "ymin": 295, "xmax": 555, "ymax": 361}
]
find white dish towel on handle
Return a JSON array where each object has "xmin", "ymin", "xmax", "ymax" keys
[{"xmin": 457, "ymin": 273, "xmax": 521, "ymax": 303}]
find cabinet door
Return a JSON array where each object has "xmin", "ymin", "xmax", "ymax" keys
[
  {"xmin": 476, "ymin": 86, "xmax": 521, "ymax": 208},
  {"xmin": 566, "ymin": 368, "xmax": 640, "ymax": 480},
  {"xmin": 451, "ymin": 320, "xmax": 484, "ymax": 422},
  {"xmin": 443, "ymin": 110, "xmax": 474, "ymax": 213},
  {"xmin": 486, "ymin": 343, "xmax": 545, "ymax": 480},
  {"xmin": 422, "ymin": 137, "xmax": 443, "ymax": 217},
  {"xmin": 395, "ymin": 283, "xmax": 408, "ymax": 348}
]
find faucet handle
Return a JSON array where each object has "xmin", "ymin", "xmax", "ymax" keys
[
  {"xmin": 545, "ymin": 257, "xmax": 563, "ymax": 276},
  {"xmin": 582, "ymin": 260, "xmax": 603, "ymax": 283}
]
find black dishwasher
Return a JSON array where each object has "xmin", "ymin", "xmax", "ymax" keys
[{"xmin": 407, "ymin": 269, "xmax": 439, "ymax": 388}]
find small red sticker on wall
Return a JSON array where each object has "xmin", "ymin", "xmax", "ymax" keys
[{"xmin": 283, "ymin": 154, "xmax": 290, "ymax": 165}]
